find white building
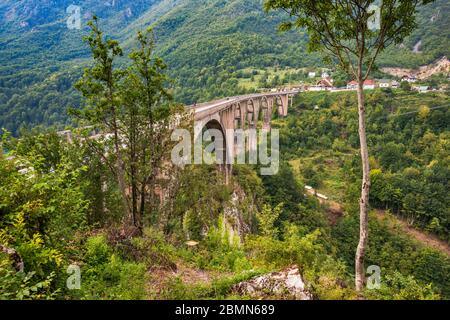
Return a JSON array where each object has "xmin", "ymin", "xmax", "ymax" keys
[
  {"xmin": 308, "ymin": 85, "xmax": 326, "ymax": 91},
  {"xmin": 402, "ymin": 75, "xmax": 417, "ymax": 83},
  {"xmin": 378, "ymin": 80, "xmax": 391, "ymax": 88},
  {"xmin": 417, "ymin": 86, "xmax": 431, "ymax": 93}
]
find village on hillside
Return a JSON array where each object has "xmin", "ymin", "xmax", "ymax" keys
[{"xmin": 271, "ymin": 56, "xmax": 450, "ymax": 94}]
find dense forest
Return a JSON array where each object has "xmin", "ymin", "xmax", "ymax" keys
[
  {"xmin": 1, "ymin": 88, "xmax": 449, "ymax": 299},
  {"xmin": 0, "ymin": 0, "xmax": 449, "ymax": 134},
  {"xmin": 279, "ymin": 90, "xmax": 450, "ymax": 298}
]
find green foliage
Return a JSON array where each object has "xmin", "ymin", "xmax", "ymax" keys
[
  {"xmin": 302, "ymin": 164, "xmax": 322, "ymax": 188},
  {"xmin": 159, "ymin": 271, "xmax": 264, "ymax": 300},
  {"xmin": 1, "ymin": 1, "xmax": 448, "ymax": 132},
  {"xmin": 366, "ymin": 271, "xmax": 440, "ymax": 300},
  {"xmin": 284, "ymin": 90, "xmax": 450, "ymax": 239},
  {"xmin": 0, "ymin": 259, "xmax": 58, "ymax": 300},
  {"xmin": 197, "ymin": 216, "xmax": 251, "ymax": 273},
  {"xmin": 76, "ymin": 235, "xmax": 147, "ymax": 300},
  {"xmin": 247, "ymin": 225, "xmax": 325, "ymax": 269},
  {"xmin": 72, "ymin": 17, "xmax": 178, "ymax": 233},
  {"xmin": 332, "ymin": 211, "xmax": 450, "ymax": 298},
  {"xmin": 0, "ymin": 131, "xmax": 93, "ymax": 299},
  {"xmin": 264, "ymin": 0, "xmax": 436, "ymax": 82},
  {"xmin": 256, "ymin": 204, "xmax": 282, "ymax": 238},
  {"xmin": 169, "ymin": 165, "xmax": 232, "ymax": 239},
  {"xmin": 400, "ymin": 81, "xmax": 412, "ymax": 91}
]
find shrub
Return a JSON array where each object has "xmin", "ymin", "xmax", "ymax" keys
[
  {"xmin": 75, "ymin": 234, "xmax": 147, "ymax": 300},
  {"xmin": 366, "ymin": 271, "xmax": 440, "ymax": 300}
]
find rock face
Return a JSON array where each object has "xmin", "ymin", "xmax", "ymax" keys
[
  {"xmin": 381, "ymin": 56, "xmax": 450, "ymax": 80},
  {"xmin": 222, "ymin": 186, "xmax": 254, "ymax": 244},
  {"xmin": 232, "ymin": 266, "xmax": 313, "ymax": 300}
]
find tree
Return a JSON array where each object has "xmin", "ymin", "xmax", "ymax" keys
[
  {"xmin": 119, "ymin": 28, "xmax": 176, "ymax": 233},
  {"xmin": 264, "ymin": 0, "xmax": 434, "ymax": 294},
  {"xmin": 400, "ymin": 80, "xmax": 412, "ymax": 91},
  {"xmin": 257, "ymin": 204, "xmax": 283, "ymax": 239},
  {"xmin": 72, "ymin": 17, "xmax": 176, "ymax": 235}
]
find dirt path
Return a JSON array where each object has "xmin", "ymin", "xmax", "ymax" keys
[{"xmin": 375, "ymin": 210, "xmax": 450, "ymax": 256}]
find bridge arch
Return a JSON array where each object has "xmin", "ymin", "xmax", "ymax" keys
[
  {"xmin": 191, "ymin": 90, "xmax": 299, "ymax": 184},
  {"xmin": 198, "ymin": 118, "xmax": 228, "ymax": 166}
]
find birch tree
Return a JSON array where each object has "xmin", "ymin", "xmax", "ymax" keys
[{"xmin": 264, "ymin": 0, "xmax": 434, "ymax": 294}]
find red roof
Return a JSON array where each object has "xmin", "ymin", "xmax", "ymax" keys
[
  {"xmin": 317, "ymin": 77, "xmax": 334, "ymax": 87},
  {"xmin": 347, "ymin": 79, "xmax": 375, "ymax": 86}
]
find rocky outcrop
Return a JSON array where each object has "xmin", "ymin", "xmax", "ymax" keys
[
  {"xmin": 222, "ymin": 183, "xmax": 256, "ymax": 244},
  {"xmin": 381, "ymin": 56, "xmax": 450, "ymax": 80},
  {"xmin": 232, "ymin": 266, "xmax": 313, "ymax": 300}
]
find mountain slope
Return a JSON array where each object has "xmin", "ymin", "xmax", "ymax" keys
[{"xmin": 0, "ymin": 0, "xmax": 448, "ymax": 133}]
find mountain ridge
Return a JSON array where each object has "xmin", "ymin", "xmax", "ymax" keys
[{"xmin": 0, "ymin": 0, "xmax": 448, "ymax": 133}]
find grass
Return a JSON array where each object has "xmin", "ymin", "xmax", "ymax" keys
[{"xmin": 236, "ymin": 67, "xmax": 309, "ymax": 90}]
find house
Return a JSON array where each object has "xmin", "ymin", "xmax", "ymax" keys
[
  {"xmin": 402, "ymin": 75, "xmax": 417, "ymax": 83},
  {"xmin": 316, "ymin": 77, "xmax": 334, "ymax": 89},
  {"xmin": 346, "ymin": 79, "xmax": 376, "ymax": 90},
  {"xmin": 321, "ymin": 71, "xmax": 330, "ymax": 79},
  {"xmin": 391, "ymin": 80, "xmax": 400, "ymax": 89},
  {"xmin": 363, "ymin": 79, "xmax": 376, "ymax": 90},
  {"xmin": 416, "ymin": 86, "xmax": 431, "ymax": 93},
  {"xmin": 308, "ymin": 72, "xmax": 317, "ymax": 78},
  {"xmin": 347, "ymin": 80, "xmax": 358, "ymax": 90},
  {"xmin": 378, "ymin": 79, "xmax": 391, "ymax": 88}
]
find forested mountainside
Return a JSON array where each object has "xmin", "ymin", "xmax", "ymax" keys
[{"xmin": 0, "ymin": 0, "xmax": 449, "ymax": 134}]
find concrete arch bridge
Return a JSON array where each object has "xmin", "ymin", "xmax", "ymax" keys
[{"xmin": 190, "ymin": 90, "xmax": 301, "ymax": 176}]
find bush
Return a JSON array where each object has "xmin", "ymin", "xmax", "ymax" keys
[
  {"xmin": 366, "ymin": 271, "xmax": 440, "ymax": 300},
  {"xmin": 198, "ymin": 217, "xmax": 251, "ymax": 272},
  {"xmin": 75, "ymin": 235, "xmax": 147, "ymax": 300},
  {"xmin": 0, "ymin": 258, "xmax": 58, "ymax": 300}
]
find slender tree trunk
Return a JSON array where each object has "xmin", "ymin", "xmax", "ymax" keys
[
  {"xmin": 355, "ymin": 81, "xmax": 371, "ymax": 295},
  {"xmin": 130, "ymin": 113, "xmax": 142, "ymax": 236},
  {"xmin": 112, "ymin": 114, "xmax": 132, "ymax": 227}
]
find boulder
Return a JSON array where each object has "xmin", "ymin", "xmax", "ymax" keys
[{"xmin": 232, "ymin": 266, "xmax": 313, "ymax": 300}]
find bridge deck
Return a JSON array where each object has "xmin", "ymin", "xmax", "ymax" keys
[{"xmin": 189, "ymin": 90, "xmax": 301, "ymax": 120}]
